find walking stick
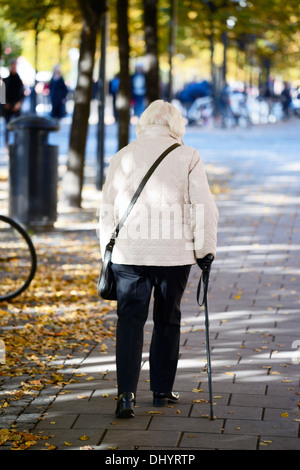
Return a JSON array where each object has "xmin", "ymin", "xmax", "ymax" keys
[{"xmin": 197, "ymin": 255, "xmax": 214, "ymax": 420}]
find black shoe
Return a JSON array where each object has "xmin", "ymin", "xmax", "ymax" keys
[
  {"xmin": 115, "ymin": 392, "xmax": 135, "ymax": 418},
  {"xmin": 153, "ymin": 391, "xmax": 180, "ymax": 407}
]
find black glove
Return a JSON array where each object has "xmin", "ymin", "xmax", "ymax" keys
[{"xmin": 196, "ymin": 254, "xmax": 214, "ymax": 272}]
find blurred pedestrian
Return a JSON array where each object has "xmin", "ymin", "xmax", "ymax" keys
[
  {"xmin": 281, "ymin": 81, "xmax": 292, "ymax": 119},
  {"xmin": 99, "ymin": 100, "xmax": 219, "ymax": 418},
  {"xmin": 49, "ymin": 65, "xmax": 68, "ymax": 119},
  {"xmin": 109, "ymin": 74, "xmax": 120, "ymax": 121},
  {"xmin": 3, "ymin": 59, "xmax": 24, "ymax": 144},
  {"xmin": 131, "ymin": 64, "xmax": 146, "ymax": 117}
]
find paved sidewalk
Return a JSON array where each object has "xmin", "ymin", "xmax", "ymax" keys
[{"xmin": 1, "ymin": 119, "xmax": 300, "ymax": 452}]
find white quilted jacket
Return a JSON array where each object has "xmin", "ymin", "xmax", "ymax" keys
[{"xmin": 99, "ymin": 125, "xmax": 219, "ymax": 266}]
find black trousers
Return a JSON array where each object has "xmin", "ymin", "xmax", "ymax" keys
[{"xmin": 111, "ymin": 264, "xmax": 191, "ymax": 395}]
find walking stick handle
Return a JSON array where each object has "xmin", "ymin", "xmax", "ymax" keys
[{"xmin": 196, "ymin": 254, "xmax": 214, "ymax": 306}]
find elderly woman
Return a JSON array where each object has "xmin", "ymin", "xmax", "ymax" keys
[{"xmin": 99, "ymin": 100, "xmax": 218, "ymax": 418}]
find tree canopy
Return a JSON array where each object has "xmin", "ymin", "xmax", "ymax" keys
[{"xmin": 0, "ymin": 0, "xmax": 299, "ymax": 82}]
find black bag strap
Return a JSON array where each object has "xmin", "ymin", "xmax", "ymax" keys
[{"xmin": 111, "ymin": 142, "xmax": 181, "ymax": 241}]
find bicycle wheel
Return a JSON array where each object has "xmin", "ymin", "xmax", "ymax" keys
[{"xmin": 0, "ymin": 215, "xmax": 37, "ymax": 301}]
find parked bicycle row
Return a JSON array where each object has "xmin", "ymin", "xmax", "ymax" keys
[{"xmin": 173, "ymin": 81, "xmax": 300, "ymax": 129}]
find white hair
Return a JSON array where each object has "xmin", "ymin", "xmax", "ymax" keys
[{"xmin": 136, "ymin": 100, "xmax": 186, "ymax": 139}]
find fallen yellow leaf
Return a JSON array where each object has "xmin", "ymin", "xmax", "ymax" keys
[{"xmin": 45, "ymin": 444, "xmax": 56, "ymax": 450}]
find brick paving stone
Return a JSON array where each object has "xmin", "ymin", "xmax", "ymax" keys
[
  {"xmin": 179, "ymin": 432, "xmax": 258, "ymax": 450},
  {"xmin": 148, "ymin": 416, "xmax": 222, "ymax": 433},
  {"xmin": 100, "ymin": 430, "xmax": 181, "ymax": 449},
  {"xmin": 263, "ymin": 407, "xmax": 299, "ymax": 421},
  {"xmin": 34, "ymin": 428, "xmax": 106, "ymax": 450},
  {"xmin": 258, "ymin": 436, "xmax": 300, "ymax": 450},
  {"xmin": 73, "ymin": 413, "xmax": 151, "ymax": 430},
  {"xmin": 136, "ymin": 403, "xmax": 192, "ymax": 418},
  {"xmin": 35, "ymin": 413, "xmax": 78, "ymax": 429},
  {"xmin": 198, "ymin": 382, "xmax": 267, "ymax": 395},
  {"xmin": 230, "ymin": 393, "xmax": 298, "ymax": 409},
  {"xmin": 191, "ymin": 403, "xmax": 263, "ymax": 420},
  {"xmin": 224, "ymin": 419, "xmax": 299, "ymax": 437}
]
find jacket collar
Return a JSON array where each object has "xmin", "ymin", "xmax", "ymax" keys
[{"xmin": 136, "ymin": 124, "xmax": 183, "ymax": 144}]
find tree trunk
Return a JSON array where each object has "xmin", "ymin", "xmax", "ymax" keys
[
  {"xmin": 63, "ymin": 23, "xmax": 96, "ymax": 207},
  {"xmin": 222, "ymin": 30, "xmax": 227, "ymax": 87},
  {"xmin": 116, "ymin": 0, "xmax": 130, "ymax": 150},
  {"xmin": 143, "ymin": 0, "xmax": 159, "ymax": 104},
  {"xmin": 64, "ymin": 0, "xmax": 107, "ymax": 207},
  {"xmin": 168, "ymin": 0, "xmax": 176, "ymax": 102}
]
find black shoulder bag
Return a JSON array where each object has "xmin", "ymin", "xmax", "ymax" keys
[{"xmin": 97, "ymin": 142, "xmax": 181, "ymax": 300}]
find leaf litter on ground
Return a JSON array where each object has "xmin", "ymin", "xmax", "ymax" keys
[{"xmin": 0, "ymin": 199, "xmax": 117, "ymax": 448}]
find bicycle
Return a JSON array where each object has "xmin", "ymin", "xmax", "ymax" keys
[{"xmin": 0, "ymin": 214, "xmax": 37, "ymax": 301}]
